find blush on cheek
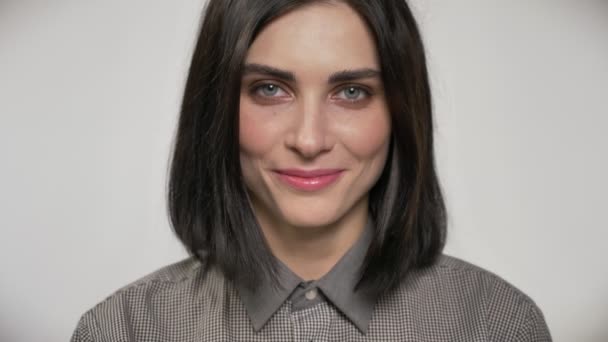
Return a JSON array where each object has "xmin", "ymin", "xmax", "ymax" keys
[
  {"xmin": 239, "ymin": 120, "xmax": 261, "ymax": 154},
  {"xmin": 239, "ymin": 101, "xmax": 290, "ymax": 157},
  {"xmin": 239, "ymin": 102, "xmax": 271, "ymax": 155},
  {"xmin": 343, "ymin": 117, "xmax": 391, "ymax": 159}
]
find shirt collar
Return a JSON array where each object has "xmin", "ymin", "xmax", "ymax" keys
[{"xmin": 235, "ymin": 217, "xmax": 377, "ymax": 334}]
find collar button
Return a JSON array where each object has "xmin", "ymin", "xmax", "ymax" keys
[{"xmin": 305, "ymin": 288, "xmax": 318, "ymax": 300}]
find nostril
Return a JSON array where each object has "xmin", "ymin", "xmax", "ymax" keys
[
  {"xmin": 291, "ymin": 136, "xmax": 329, "ymax": 159},
  {"xmin": 284, "ymin": 111, "xmax": 333, "ymax": 158}
]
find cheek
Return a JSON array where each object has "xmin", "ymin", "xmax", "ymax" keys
[
  {"xmin": 239, "ymin": 97, "xmax": 276, "ymax": 156},
  {"xmin": 340, "ymin": 109, "xmax": 391, "ymax": 161},
  {"xmin": 240, "ymin": 101, "xmax": 272, "ymax": 192}
]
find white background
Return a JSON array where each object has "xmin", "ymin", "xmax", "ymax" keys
[{"xmin": 1, "ymin": 1, "xmax": 606, "ymax": 341}]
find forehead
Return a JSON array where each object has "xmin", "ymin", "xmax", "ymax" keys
[{"xmin": 244, "ymin": 2, "xmax": 380, "ymax": 72}]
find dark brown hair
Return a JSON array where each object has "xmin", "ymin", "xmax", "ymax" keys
[{"xmin": 168, "ymin": 0, "xmax": 447, "ymax": 295}]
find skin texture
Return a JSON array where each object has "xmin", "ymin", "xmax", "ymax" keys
[{"xmin": 239, "ymin": 1, "xmax": 391, "ymax": 280}]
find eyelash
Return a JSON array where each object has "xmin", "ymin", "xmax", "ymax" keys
[{"xmin": 250, "ymin": 82, "xmax": 372, "ymax": 103}]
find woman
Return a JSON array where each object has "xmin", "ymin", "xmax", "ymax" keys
[{"xmin": 71, "ymin": 0, "xmax": 551, "ymax": 341}]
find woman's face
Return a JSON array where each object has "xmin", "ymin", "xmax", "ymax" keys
[{"xmin": 239, "ymin": 2, "xmax": 391, "ymax": 231}]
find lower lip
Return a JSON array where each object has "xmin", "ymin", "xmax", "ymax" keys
[{"xmin": 274, "ymin": 171, "xmax": 343, "ymax": 191}]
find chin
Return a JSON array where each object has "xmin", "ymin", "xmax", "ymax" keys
[{"xmin": 277, "ymin": 203, "xmax": 344, "ymax": 229}]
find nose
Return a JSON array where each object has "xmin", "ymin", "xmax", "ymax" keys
[{"xmin": 284, "ymin": 99, "xmax": 333, "ymax": 159}]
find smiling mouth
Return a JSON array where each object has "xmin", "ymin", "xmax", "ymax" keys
[{"xmin": 272, "ymin": 169, "xmax": 344, "ymax": 191}]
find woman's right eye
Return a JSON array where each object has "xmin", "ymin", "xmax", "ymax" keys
[{"xmin": 252, "ymin": 83, "xmax": 288, "ymax": 98}]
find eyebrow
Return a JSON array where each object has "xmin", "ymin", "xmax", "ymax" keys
[{"xmin": 242, "ymin": 63, "xmax": 381, "ymax": 84}]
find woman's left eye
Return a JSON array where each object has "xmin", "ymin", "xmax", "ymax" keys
[{"xmin": 335, "ymin": 86, "xmax": 370, "ymax": 102}]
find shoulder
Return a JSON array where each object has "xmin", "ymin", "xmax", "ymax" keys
[
  {"xmin": 382, "ymin": 254, "xmax": 551, "ymax": 341},
  {"xmin": 71, "ymin": 256, "xmax": 221, "ymax": 342},
  {"xmin": 423, "ymin": 254, "xmax": 536, "ymax": 308},
  {"xmin": 94, "ymin": 256, "xmax": 209, "ymax": 309},
  {"xmin": 113, "ymin": 256, "xmax": 204, "ymax": 291}
]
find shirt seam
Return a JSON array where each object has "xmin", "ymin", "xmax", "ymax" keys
[
  {"xmin": 434, "ymin": 257, "xmax": 536, "ymax": 340},
  {"xmin": 91, "ymin": 259, "xmax": 205, "ymax": 311},
  {"xmin": 435, "ymin": 258, "xmax": 532, "ymax": 306},
  {"xmin": 515, "ymin": 301, "xmax": 534, "ymax": 340},
  {"xmin": 84, "ymin": 309, "xmax": 106, "ymax": 342}
]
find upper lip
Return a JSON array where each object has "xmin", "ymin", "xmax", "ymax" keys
[{"xmin": 273, "ymin": 168, "xmax": 344, "ymax": 178}]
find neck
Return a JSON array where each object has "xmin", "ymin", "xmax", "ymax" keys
[{"xmin": 255, "ymin": 197, "xmax": 369, "ymax": 281}]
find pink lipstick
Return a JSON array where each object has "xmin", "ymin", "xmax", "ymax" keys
[{"xmin": 273, "ymin": 169, "xmax": 344, "ymax": 191}]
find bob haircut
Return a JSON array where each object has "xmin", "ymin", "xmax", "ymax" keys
[{"xmin": 168, "ymin": 0, "xmax": 447, "ymax": 295}]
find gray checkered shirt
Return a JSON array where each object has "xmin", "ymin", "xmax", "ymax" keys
[{"xmin": 71, "ymin": 222, "xmax": 551, "ymax": 341}]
